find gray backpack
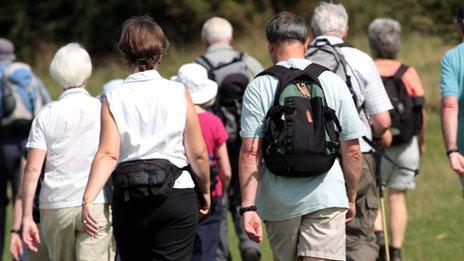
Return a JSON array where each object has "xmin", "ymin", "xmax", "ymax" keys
[
  {"xmin": 306, "ymin": 39, "xmax": 359, "ymax": 108},
  {"xmin": 1, "ymin": 62, "xmax": 49, "ymax": 136},
  {"xmin": 196, "ymin": 53, "xmax": 254, "ymax": 151}
]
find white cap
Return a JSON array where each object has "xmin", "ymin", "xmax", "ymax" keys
[{"xmin": 171, "ymin": 63, "xmax": 218, "ymax": 104}]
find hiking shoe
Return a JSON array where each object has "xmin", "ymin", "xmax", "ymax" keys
[
  {"xmin": 390, "ymin": 247, "xmax": 402, "ymax": 261},
  {"xmin": 375, "ymin": 231, "xmax": 386, "ymax": 261},
  {"xmin": 242, "ymin": 249, "xmax": 261, "ymax": 261}
]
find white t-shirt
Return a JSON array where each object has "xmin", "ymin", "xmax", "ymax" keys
[
  {"xmin": 105, "ymin": 70, "xmax": 194, "ymax": 189},
  {"xmin": 26, "ymin": 88, "xmax": 108, "ymax": 209}
]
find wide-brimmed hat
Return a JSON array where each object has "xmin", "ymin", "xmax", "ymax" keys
[
  {"xmin": 0, "ymin": 38, "xmax": 15, "ymax": 61},
  {"xmin": 171, "ymin": 63, "xmax": 218, "ymax": 104}
]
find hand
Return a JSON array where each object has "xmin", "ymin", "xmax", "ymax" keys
[
  {"xmin": 419, "ymin": 143, "xmax": 426, "ymax": 156},
  {"xmin": 10, "ymin": 232, "xmax": 24, "ymax": 260},
  {"xmin": 449, "ymin": 152, "xmax": 464, "ymax": 176},
  {"xmin": 81, "ymin": 203, "xmax": 99, "ymax": 236},
  {"xmin": 22, "ymin": 218, "xmax": 40, "ymax": 252},
  {"xmin": 242, "ymin": 211, "xmax": 263, "ymax": 244},
  {"xmin": 346, "ymin": 201, "xmax": 356, "ymax": 223},
  {"xmin": 198, "ymin": 193, "xmax": 211, "ymax": 218}
]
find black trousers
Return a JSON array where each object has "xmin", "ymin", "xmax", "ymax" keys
[{"xmin": 112, "ymin": 188, "xmax": 198, "ymax": 261}]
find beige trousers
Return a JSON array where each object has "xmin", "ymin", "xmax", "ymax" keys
[{"xmin": 40, "ymin": 203, "xmax": 115, "ymax": 261}]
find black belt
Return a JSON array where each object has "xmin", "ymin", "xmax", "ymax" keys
[{"xmin": 113, "ymin": 171, "xmax": 167, "ymax": 188}]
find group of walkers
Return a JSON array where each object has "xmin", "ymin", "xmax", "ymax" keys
[{"xmin": 0, "ymin": 1, "xmax": 464, "ymax": 261}]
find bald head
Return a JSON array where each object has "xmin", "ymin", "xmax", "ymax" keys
[{"xmin": 201, "ymin": 17, "xmax": 233, "ymax": 46}]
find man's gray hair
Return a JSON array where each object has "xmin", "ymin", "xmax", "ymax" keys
[
  {"xmin": 368, "ymin": 18, "xmax": 402, "ymax": 59},
  {"xmin": 266, "ymin": 11, "xmax": 308, "ymax": 44},
  {"xmin": 201, "ymin": 17, "xmax": 233, "ymax": 45},
  {"xmin": 311, "ymin": 2, "xmax": 348, "ymax": 38},
  {"xmin": 49, "ymin": 43, "xmax": 92, "ymax": 89}
]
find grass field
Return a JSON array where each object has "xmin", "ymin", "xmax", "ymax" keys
[{"xmin": 2, "ymin": 33, "xmax": 464, "ymax": 260}]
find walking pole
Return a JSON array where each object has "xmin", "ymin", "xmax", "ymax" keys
[{"xmin": 375, "ymin": 150, "xmax": 390, "ymax": 261}]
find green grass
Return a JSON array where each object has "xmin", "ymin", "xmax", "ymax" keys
[{"xmin": 3, "ymin": 33, "xmax": 464, "ymax": 260}]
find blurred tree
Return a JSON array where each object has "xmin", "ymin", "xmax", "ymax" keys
[{"xmin": 0, "ymin": 0, "xmax": 462, "ymax": 60}]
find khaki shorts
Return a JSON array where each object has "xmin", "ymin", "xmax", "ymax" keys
[
  {"xmin": 381, "ymin": 136, "xmax": 419, "ymax": 190},
  {"xmin": 41, "ymin": 203, "xmax": 115, "ymax": 261},
  {"xmin": 265, "ymin": 208, "xmax": 347, "ymax": 261}
]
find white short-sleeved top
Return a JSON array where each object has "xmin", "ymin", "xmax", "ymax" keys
[
  {"xmin": 240, "ymin": 58, "xmax": 365, "ymax": 221},
  {"xmin": 26, "ymin": 88, "xmax": 108, "ymax": 209},
  {"xmin": 311, "ymin": 36, "xmax": 393, "ymax": 152},
  {"xmin": 105, "ymin": 70, "xmax": 194, "ymax": 189}
]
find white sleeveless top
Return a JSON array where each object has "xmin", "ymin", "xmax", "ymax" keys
[{"xmin": 106, "ymin": 70, "xmax": 194, "ymax": 188}]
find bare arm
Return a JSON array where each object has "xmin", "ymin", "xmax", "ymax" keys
[
  {"xmin": 239, "ymin": 137, "xmax": 263, "ymax": 243},
  {"xmin": 10, "ymin": 157, "xmax": 27, "ymax": 259},
  {"xmin": 419, "ymin": 107, "xmax": 427, "ymax": 155},
  {"xmin": 22, "ymin": 148, "xmax": 46, "ymax": 252},
  {"xmin": 441, "ymin": 96, "xmax": 458, "ymax": 152},
  {"xmin": 440, "ymin": 95, "xmax": 464, "ymax": 175},
  {"xmin": 340, "ymin": 139, "xmax": 362, "ymax": 203},
  {"xmin": 239, "ymin": 138, "xmax": 262, "ymax": 207},
  {"xmin": 81, "ymin": 98, "xmax": 120, "ymax": 236},
  {"xmin": 13, "ymin": 157, "xmax": 27, "ymax": 231},
  {"xmin": 183, "ymin": 89, "xmax": 211, "ymax": 213},
  {"xmin": 370, "ymin": 111, "xmax": 391, "ymax": 138},
  {"xmin": 82, "ymin": 98, "xmax": 120, "ymax": 205},
  {"xmin": 215, "ymin": 143, "xmax": 231, "ymax": 190}
]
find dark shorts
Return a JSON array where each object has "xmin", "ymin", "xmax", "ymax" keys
[{"xmin": 112, "ymin": 188, "xmax": 198, "ymax": 261}]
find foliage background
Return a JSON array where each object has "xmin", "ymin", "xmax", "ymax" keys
[{"xmin": 1, "ymin": 0, "xmax": 464, "ymax": 59}]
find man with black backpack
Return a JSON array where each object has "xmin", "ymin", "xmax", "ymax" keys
[
  {"xmin": 0, "ymin": 38, "xmax": 51, "ymax": 257},
  {"xmin": 239, "ymin": 11, "xmax": 365, "ymax": 261},
  {"xmin": 195, "ymin": 17, "xmax": 264, "ymax": 261},
  {"xmin": 308, "ymin": 3, "xmax": 393, "ymax": 261}
]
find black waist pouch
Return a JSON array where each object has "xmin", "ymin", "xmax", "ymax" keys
[{"xmin": 112, "ymin": 159, "xmax": 184, "ymax": 202}]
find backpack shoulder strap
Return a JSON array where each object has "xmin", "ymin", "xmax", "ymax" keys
[
  {"xmin": 196, "ymin": 55, "xmax": 214, "ymax": 71},
  {"xmin": 255, "ymin": 65, "xmax": 291, "ymax": 79},
  {"xmin": 303, "ymin": 63, "xmax": 328, "ymax": 86},
  {"xmin": 333, "ymin": 42, "xmax": 355, "ymax": 48},
  {"xmin": 393, "ymin": 64, "xmax": 409, "ymax": 80}
]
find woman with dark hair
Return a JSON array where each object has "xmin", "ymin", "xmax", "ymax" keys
[{"xmin": 81, "ymin": 16, "xmax": 211, "ymax": 260}]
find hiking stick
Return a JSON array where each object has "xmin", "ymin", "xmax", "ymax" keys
[
  {"xmin": 379, "ymin": 185, "xmax": 390, "ymax": 261},
  {"xmin": 374, "ymin": 148, "xmax": 390, "ymax": 261}
]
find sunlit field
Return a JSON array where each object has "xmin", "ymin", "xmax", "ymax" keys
[{"xmin": 3, "ymin": 33, "xmax": 463, "ymax": 260}]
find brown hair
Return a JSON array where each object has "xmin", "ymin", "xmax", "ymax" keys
[{"xmin": 118, "ymin": 16, "xmax": 169, "ymax": 72}]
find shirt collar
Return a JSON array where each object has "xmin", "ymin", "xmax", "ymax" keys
[
  {"xmin": 124, "ymin": 70, "xmax": 162, "ymax": 84},
  {"xmin": 206, "ymin": 43, "xmax": 233, "ymax": 53},
  {"xmin": 58, "ymin": 87, "xmax": 90, "ymax": 100},
  {"xmin": 311, "ymin": 35, "xmax": 344, "ymax": 46}
]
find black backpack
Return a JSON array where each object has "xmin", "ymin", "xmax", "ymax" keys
[
  {"xmin": 196, "ymin": 53, "xmax": 253, "ymax": 154},
  {"xmin": 381, "ymin": 64, "xmax": 424, "ymax": 145},
  {"xmin": 257, "ymin": 63, "xmax": 341, "ymax": 177}
]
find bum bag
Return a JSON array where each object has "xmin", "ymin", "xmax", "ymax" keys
[{"xmin": 112, "ymin": 158, "xmax": 183, "ymax": 202}]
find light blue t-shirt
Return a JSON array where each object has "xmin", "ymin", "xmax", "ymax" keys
[
  {"xmin": 240, "ymin": 58, "xmax": 365, "ymax": 221},
  {"xmin": 440, "ymin": 42, "xmax": 464, "ymax": 151}
]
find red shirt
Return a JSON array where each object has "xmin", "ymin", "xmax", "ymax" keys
[{"xmin": 198, "ymin": 111, "xmax": 229, "ymax": 196}]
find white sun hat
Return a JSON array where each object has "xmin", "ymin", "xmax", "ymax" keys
[{"xmin": 171, "ymin": 63, "xmax": 218, "ymax": 105}]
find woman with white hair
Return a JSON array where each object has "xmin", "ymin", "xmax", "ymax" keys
[
  {"xmin": 21, "ymin": 43, "xmax": 115, "ymax": 261},
  {"xmin": 368, "ymin": 18, "xmax": 427, "ymax": 261}
]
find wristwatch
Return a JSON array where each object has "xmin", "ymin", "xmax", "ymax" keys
[
  {"xmin": 446, "ymin": 149, "xmax": 459, "ymax": 156},
  {"xmin": 10, "ymin": 228, "xmax": 21, "ymax": 234},
  {"xmin": 239, "ymin": 205, "xmax": 258, "ymax": 216}
]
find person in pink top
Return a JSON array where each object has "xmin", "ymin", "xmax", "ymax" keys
[
  {"xmin": 172, "ymin": 63, "xmax": 232, "ymax": 261},
  {"xmin": 368, "ymin": 18, "xmax": 427, "ymax": 261}
]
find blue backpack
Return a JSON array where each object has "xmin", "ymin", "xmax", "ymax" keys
[{"xmin": 0, "ymin": 62, "xmax": 50, "ymax": 137}]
